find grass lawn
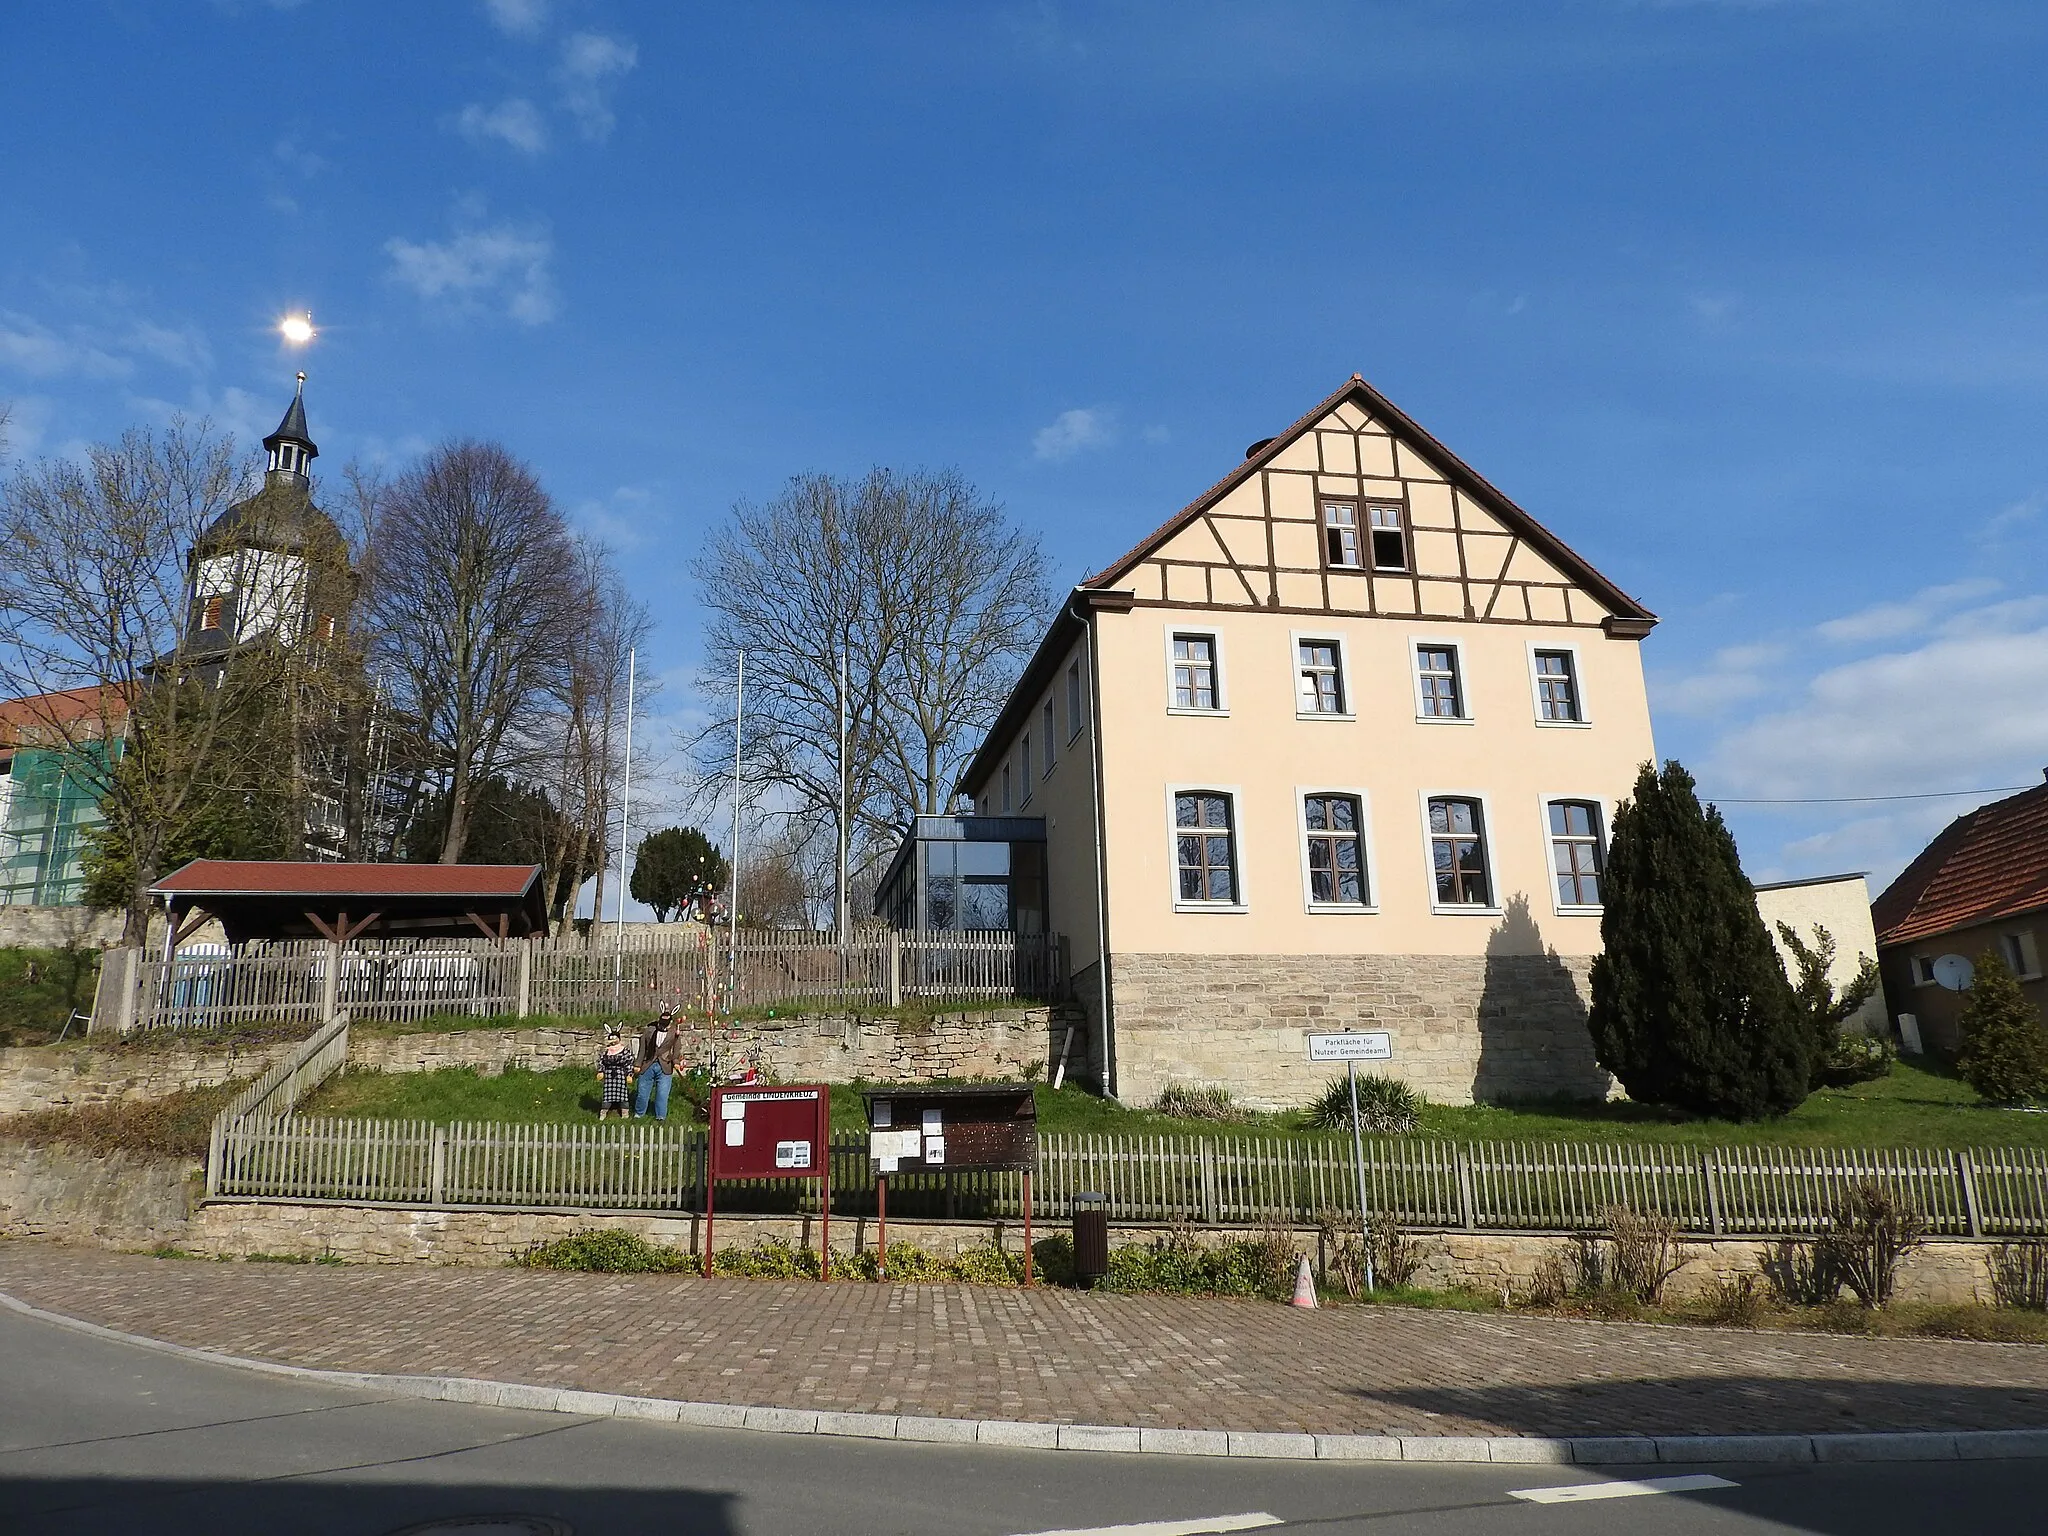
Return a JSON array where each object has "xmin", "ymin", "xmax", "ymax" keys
[{"xmin": 300, "ymin": 1056, "xmax": 2048, "ymax": 1150}]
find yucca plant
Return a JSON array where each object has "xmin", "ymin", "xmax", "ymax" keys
[{"xmin": 1306, "ymin": 1072, "xmax": 1422, "ymax": 1133}]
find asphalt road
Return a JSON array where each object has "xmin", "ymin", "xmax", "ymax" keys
[{"xmin": 1, "ymin": 1305, "xmax": 2042, "ymax": 1536}]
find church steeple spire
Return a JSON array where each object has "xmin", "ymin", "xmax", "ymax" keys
[{"xmin": 263, "ymin": 372, "xmax": 318, "ymax": 484}]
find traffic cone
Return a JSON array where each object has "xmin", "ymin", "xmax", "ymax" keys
[{"xmin": 1291, "ymin": 1254, "xmax": 1317, "ymax": 1308}]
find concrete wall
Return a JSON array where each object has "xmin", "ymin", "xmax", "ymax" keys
[
  {"xmin": 1110, "ymin": 947, "xmax": 1609, "ymax": 1109},
  {"xmin": 0, "ymin": 1037, "xmax": 299, "ymax": 1116},
  {"xmin": 0, "ymin": 1139, "xmax": 200, "ymax": 1249}
]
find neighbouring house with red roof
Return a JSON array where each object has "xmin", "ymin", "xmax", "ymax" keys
[{"xmin": 1871, "ymin": 774, "xmax": 2048, "ymax": 1055}]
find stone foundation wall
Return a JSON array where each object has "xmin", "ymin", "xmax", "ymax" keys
[
  {"xmin": 346, "ymin": 1008, "xmax": 1068, "ymax": 1085},
  {"xmin": 0, "ymin": 1038, "xmax": 300, "ymax": 1116},
  {"xmin": 1109, "ymin": 951, "xmax": 1611, "ymax": 1108},
  {"xmin": 0, "ymin": 1139, "xmax": 200, "ymax": 1249}
]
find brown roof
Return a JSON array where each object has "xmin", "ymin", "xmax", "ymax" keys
[
  {"xmin": 151, "ymin": 860, "xmax": 541, "ymax": 899},
  {"xmin": 1871, "ymin": 780, "xmax": 2048, "ymax": 947},
  {"xmin": 0, "ymin": 686, "xmax": 130, "ymax": 749},
  {"xmin": 1081, "ymin": 374, "xmax": 1657, "ymax": 624}
]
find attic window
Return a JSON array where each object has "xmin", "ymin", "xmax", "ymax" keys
[
  {"xmin": 314, "ymin": 614, "xmax": 336, "ymax": 641},
  {"xmin": 202, "ymin": 596, "xmax": 225, "ymax": 633},
  {"xmin": 1321, "ymin": 501, "xmax": 1360, "ymax": 568},
  {"xmin": 1369, "ymin": 504, "xmax": 1408, "ymax": 571}
]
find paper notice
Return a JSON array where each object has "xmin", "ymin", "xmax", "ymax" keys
[
  {"xmin": 923, "ymin": 1136, "xmax": 946, "ymax": 1164},
  {"xmin": 897, "ymin": 1129, "xmax": 924, "ymax": 1158},
  {"xmin": 878, "ymin": 1156, "xmax": 899, "ymax": 1174},
  {"xmin": 723, "ymin": 1119, "xmax": 744, "ymax": 1146},
  {"xmin": 921, "ymin": 1108, "xmax": 942, "ymax": 1130},
  {"xmin": 775, "ymin": 1140, "xmax": 812, "ymax": 1169},
  {"xmin": 720, "ymin": 1099, "xmax": 746, "ymax": 1120},
  {"xmin": 872, "ymin": 1101, "xmax": 892, "ymax": 1128}
]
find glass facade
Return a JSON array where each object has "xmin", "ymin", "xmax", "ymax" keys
[
  {"xmin": 0, "ymin": 740, "xmax": 117, "ymax": 906},
  {"xmin": 876, "ymin": 816, "xmax": 1046, "ymax": 933}
]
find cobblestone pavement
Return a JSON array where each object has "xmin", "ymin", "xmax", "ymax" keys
[{"xmin": 4, "ymin": 1240, "xmax": 2047, "ymax": 1438}]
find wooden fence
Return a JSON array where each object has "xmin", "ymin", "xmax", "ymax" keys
[
  {"xmin": 111, "ymin": 929, "xmax": 1068, "ymax": 1033},
  {"xmin": 205, "ymin": 1119, "xmax": 2048, "ymax": 1237}
]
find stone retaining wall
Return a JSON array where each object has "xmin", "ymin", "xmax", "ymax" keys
[
  {"xmin": 1110, "ymin": 951, "xmax": 1611, "ymax": 1108},
  {"xmin": 0, "ymin": 1038, "xmax": 299, "ymax": 1116},
  {"xmin": 0, "ymin": 1140, "xmax": 199, "ymax": 1249},
  {"xmin": 347, "ymin": 1008, "xmax": 1067, "ymax": 1084}
]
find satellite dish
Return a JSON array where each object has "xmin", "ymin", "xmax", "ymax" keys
[{"xmin": 1932, "ymin": 954, "xmax": 1975, "ymax": 992}]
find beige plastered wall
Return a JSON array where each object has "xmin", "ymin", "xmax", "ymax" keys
[{"xmin": 1755, "ymin": 875, "xmax": 1888, "ymax": 1036}]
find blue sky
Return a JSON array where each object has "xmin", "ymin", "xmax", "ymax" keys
[{"xmin": 5, "ymin": 0, "xmax": 2047, "ymax": 908}]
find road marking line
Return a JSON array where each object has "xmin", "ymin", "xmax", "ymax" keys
[
  {"xmin": 1009, "ymin": 1515, "xmax": 1282, "ymax": 1536},
  {"xmin": 1510, "ymin": 1474, "xmax": 1738, "ymax": 1504}
]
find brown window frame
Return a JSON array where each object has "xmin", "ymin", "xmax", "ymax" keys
[
  {"xmin": 1368, "ymin": 502, "xmax": 1409, "ymax": 572},
  {"xmin": 1548, "ymin": 800, "xmax": 1605, "ymax": 908},
  {"xmin": 1320, "ymin": 499, "xmax": 1361, "ymax": 569},
  {"xmin": 1428, "ymin": 795, "xmax": 1492, "ymax": 908}
]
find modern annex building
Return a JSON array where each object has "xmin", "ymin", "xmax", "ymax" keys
[{"xmin": 953, "ymin": 376, "xmax": 1659, "ymax": 1106}]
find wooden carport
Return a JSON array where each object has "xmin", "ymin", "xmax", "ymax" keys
[{"xmin": 148, "ymin": 860, "xmax": 549, "ymax": 950}]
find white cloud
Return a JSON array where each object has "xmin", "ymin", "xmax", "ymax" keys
[
  {"xmin": 1033, "ymin": 406, "xmax": 1117, "ymax": 462},
  {"xmin": 0, "ymin": 311, "xmax": 132, "ymax": 380},
  {"xmin": 556, "ymin": 32, "xmax": 638, "ymax": 141},
  {"xmin": 572, "ymin": 486, "xmax": 657, "ymax": 549},
  {"xmin": 1651, "ymin": 641, "xmax": 1785, "ymax": 717},
  {"xmin": 483, "ymin": 0, "xmax": 547, "ymax": 36},
  {"xmin": 1981, "ymin": 492, "xmax": 2045, "ymax": 545},
  {"xmin": 1815, "ymin": 577, "xmax": 2000, "ymax": 644},
  {"xmin": 457, "ymin": 97, "xmax": 549, "ymax": 155},
  {"xmin": 385, "ymin": 206, "xmax": 558, "ymax": 326}
]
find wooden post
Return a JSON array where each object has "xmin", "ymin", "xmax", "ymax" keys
[
  {"xmin": 1955, "ymin": 1150, "xmax": 1984, "ymax": 1239},
  {"xmin": 886, "ymin": 929, "xmax": 902, "ymax": 1009},
  {"xmin": 1702, "ymin": 1150, "xmax": 1725, "ymax": 1237},
  {"xmin": 430, "ymin": 1126, "xmax": 448, "ymax": 1205},
  {"xmin": 321, "ymin": 940, "xmax": 341, "ymax": 1023},
  {"xmin": 703, "ymin": 1172, "xmax": 717, "ymax": 1276},
  {"xmin": 1456, "ymin": 1148, "xmax": 1476, "ymax": 1231}
]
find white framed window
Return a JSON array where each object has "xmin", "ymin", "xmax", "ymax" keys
[
  {"xmin": 1165, "ymin": 627, "xmax": 1226, "ymax": 714},
  {"xmin": 1369, "ymin": 502, "xmax": 1408, "ymax": 571},
  {"xmin": 1067, "ymin": 659, "xmax": 1085, "ymax": 741},
  {"xmin": 1292, "ymin": 632, "xmax": 1350, "ymax": 718},
  {"xmin": 1321, "ymin": 499, "xmax": 1361, "ymax": 568},
  {"xmin": 1041, "ymin": 700, "xmax": 1056, "ymax": 773},
  {"xmin": 1167, "ymin": 786, "xmax": 1246, "ymax": 911},
  {"xmin": 1545, "ymin": 797, "xmax": 1606, "ymax": 912},
  {"xmin": 1412, "ymin": 641, "xmax": 1469, "ymax": 721},
  {"xmin": 1422, "ymin": 792, "xmax": 1497, "ymax": 912},
  {"xmin": 1528, "ymin": 643, "xmax": 1589, "ymax": 726},
  {"xmin": 1910, "ymin": 955, "xmax": 1936, "ymax": 987},
  {"xmin": 1297, "ymin": 789, "xmax": 1374, "ymax": 911},
  {"xmin": 1019, "ymin": 735, "xmax": 1033, "ymax": 804},
  {"xmin": 2001, "ymin": 931, "xmax": 2042, "ymax": 981}
]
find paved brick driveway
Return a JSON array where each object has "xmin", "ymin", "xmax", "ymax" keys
[{"xmin": 4, "ymin": 1240, "xmax": 2046, "ymax": 1437}]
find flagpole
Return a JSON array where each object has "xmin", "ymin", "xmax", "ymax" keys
[
  {"xmin": 728, "ymin": 650, "xmax": 743, "ymax": 1014},
  {"xmin": 611, "ymin": 646, "xmax": 635, "ymax": 1008}
]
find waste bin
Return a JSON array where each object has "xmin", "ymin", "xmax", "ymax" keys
[{"xmin": 1071, "ymin": 1192, "xmax": 1109, "ymax": 1287}]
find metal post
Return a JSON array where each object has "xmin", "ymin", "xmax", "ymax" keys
[
  {"xmin": 612, "ymin": 646, "xmax": 636, "ymax": 1010},
  {"xmin": 1347, "ymin": 1059, "xmax": 1375, "ymax": 1291},
  {"xmin": 728, "ymin": 650, "xmax": 743, "ymax": 1014},
  {"xmin": 1023, "ymin": 1167, "xmax": 1034, "ymax": 1286},
  {"xmin": 877, "ymin": 1173, "xmax": 888, "ymax": 1281},
  {"xmin": 886, "ymin": 929, "xmax": 902, "ymax": 1009},
  {"xmin": 516, "ymin": 936, "xmax": 533, "ymax": 1019}
]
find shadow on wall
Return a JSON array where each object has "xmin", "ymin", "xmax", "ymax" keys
[{"xmin": 1472, "ymin": 893, "xmax": 1610, "ymax": 1104}]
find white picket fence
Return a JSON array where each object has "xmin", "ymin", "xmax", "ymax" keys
[
  {"xmin": 112, "ymin": 928, "xmax": 1067, "ymax": 1033},
  {"xmin": 205, "ymin": 1113, "xmax": 2048, "ymax": 1237}
]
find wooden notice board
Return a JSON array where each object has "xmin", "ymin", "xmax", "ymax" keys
[{"xmin": 861, "ymin": 1083, "xmax": 1038, "ymax": 1281}]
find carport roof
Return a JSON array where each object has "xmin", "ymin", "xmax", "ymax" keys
[{"xmin": 149, "ymin": 860, "xmax": 548, "ymax": 943}]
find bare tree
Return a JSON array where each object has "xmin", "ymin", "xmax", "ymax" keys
[
  {"xmin": 690, "ymin": 467, "xmax": 1050, "ymax": 922},
  {"xmin": 0, "ymin": 420, "xmax": 283, "ymax": 941},
  {"xmin": 880, "ymin": 470, "xmax": 1051, "ymax": 818},
  {"xmin": 362, "ymin": 441, "xmax": 581, "ymax": 863}
]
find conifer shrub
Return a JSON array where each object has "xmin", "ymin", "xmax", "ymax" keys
[
  {"xmin": 1588, "ymin": 761, "xmax": 1810, "ymax": 1119},
  {"xmin": 1954, "ymin": 952, "xmax": 2048, "ymax": 1105}
]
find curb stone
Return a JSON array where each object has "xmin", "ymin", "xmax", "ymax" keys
[{"xmin": 3, "ymin": 1288, "xmax": 2044, "ymax": 1467}]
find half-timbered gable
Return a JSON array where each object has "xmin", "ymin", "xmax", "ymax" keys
[{"xmin": 1088, "ymin": 376, "xmax": 1652, "ymax": 635}]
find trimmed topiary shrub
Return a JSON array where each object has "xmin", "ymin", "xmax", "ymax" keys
[{"xmin": 1589, "ymin": 760, "xmax": 1810, "ymax": 1120}]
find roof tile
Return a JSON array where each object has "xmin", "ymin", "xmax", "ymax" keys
[{"xmin": 1871, "ymin": 781, "xmax": 2048, "ymax": 947}]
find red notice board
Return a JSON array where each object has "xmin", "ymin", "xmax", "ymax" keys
[{"xmin": 704, "ymin": 1084, "xmax": 831, "ymax": 1277}]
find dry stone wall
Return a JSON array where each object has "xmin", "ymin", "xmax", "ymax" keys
[
  {"xmin": 1110, "ymin": 952, "xmax": 1612, "ymax": 1108},
  {"xmin": 0, "ymin": 1139, "xmax": 199, "ymax": 1249},
  {"xmin": 0, "ymin": 1039, "xmax": 299, "ymax": 1116}
]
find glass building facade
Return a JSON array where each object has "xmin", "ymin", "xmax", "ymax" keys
[
  {"xmin": 875, "ymin": 815, "xmax": 1046, "ymax": 933},
  {"xmin": 0, "ymin": 739, "xmax": 117, "ymax": 906}
]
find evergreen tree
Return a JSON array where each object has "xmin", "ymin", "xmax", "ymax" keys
[
  {"xmin": 1954, "ymin": 951, "xmax": 2048, "ymax": 1104},
  {"xmin": 631, "ymin": 826, "xmax": 730, "ymax": 922},
  {"xmin": 1588, "ymin": 760, "xmax": 1810, "ymax": 1119}
]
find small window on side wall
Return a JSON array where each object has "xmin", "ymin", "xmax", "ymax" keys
[
  {"xmin": 1321, "ymin": 501, "xmax": 1360, "ymax": 568},
  {"xmin": 2001, "ymin": 932, "xmax": 2042, "ymax": 980},
  {"xmin": 1369, "ymin": 503, "xmax": 1407, "ymax": 571},
  {"xmin": 1303, "ymin": 793, "xmax": 1369, "ymax": 906},
  {"xmin": 1042, "ymin": 700, "xmax": 1055, "ymax": 772},
  {"xmin": 1416, "ymin": 645, "xmax": 1464, "ymax": 718},
  {"xmin": 1174, "ymin": 791, "xmax": 1239, "ymax": 905},
  {"xmin": 1534, "ymin": 650, "xmax": 1582, "ymax": 722},
  {"xmin": 1548, "ymin": 800, "xmax": 1605, "ymax": 908},
  {"xmin": 1171, "ymin": 633, "xmax": 1221, "ymax": 711},
  {"xmin": 1297, "ymin": 639, "xmax": 1344, "ymax": 715},
  {"xmin": 1428, "ymin": 796, "xmax": 1491, "ymax": 907},
  {"xmin": 1067, "ymin": 660, "xmax": 1085, "ymax": 739}
]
